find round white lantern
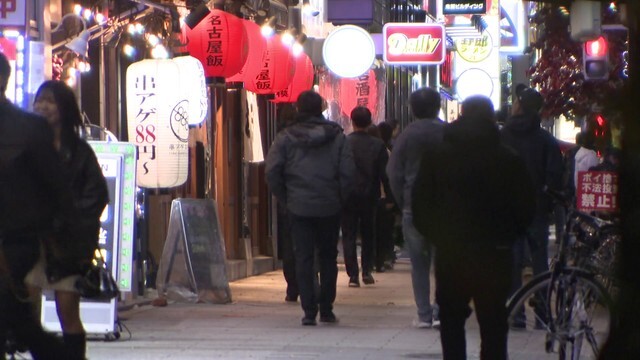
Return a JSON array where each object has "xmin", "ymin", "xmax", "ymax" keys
[
  {"xmin": 322, "ymin": 25, "xmax": 376, "ymax": 78},
  {"xmin": 172, "ymin": 55, "xmax": 208, "ymax": 125},
  {"xmin": 126, "ymin": 59, "xmax": 189, "ymax": 188}
]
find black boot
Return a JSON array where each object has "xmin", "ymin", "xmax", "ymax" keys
[{"xmin": 62, "ymin": 333, "xmax": 86, "ymax": 360}]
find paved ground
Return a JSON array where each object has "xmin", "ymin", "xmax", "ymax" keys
[{"xmin": 79, "ymin": 259, "xmax": 582, "ymax": 360}]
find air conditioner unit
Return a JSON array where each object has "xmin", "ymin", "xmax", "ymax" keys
[{"xmin": 570, "ymin": 1, "xmax": 602, "ymax": 41}]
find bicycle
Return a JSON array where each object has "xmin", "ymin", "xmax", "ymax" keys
[{"xmin": 506, "ymin": 188, "xmax": 618, "ymax": 360}]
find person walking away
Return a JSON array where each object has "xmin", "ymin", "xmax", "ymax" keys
[
  {"xmin": 375, "ymin": 121, "xmax": 397, "ymax": 271},
  {"xmin": 266, "ymin": 91, "xmax": 355, "ymax": 326},
  {"xmin": 386, "ymin": 87, "xmax": 445, "ymax": 328},
  {"xmin": 274, "ymin": 104, "xmax": 299, "ymax": 302},
  {"xmin": 413, "ymin": 96, "xmax": 535, "ymax": 360},
  {"xmin": 0, "ymin": 52, "xmax": 74, "ymax": 360},
  {"xmin": 24, "ymin": 80, "xmax": 109, "ymax": 360},
  {"xmin": 340, "ymin": 107, "xmax": 391, "ymax": 287},
  {"xmin": 501, "ymin": 87, "xmax": 563, "ymax": 328}
]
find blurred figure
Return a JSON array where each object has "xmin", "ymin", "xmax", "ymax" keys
[
  {"xmin": 341, "ymin": 107, "xmax": 391, "ymax": 287},
  {"xmin": 266, "ymin": 91, "xmax": 355, "ymax": 326},
  {"xmin": 375, "ymin": 121, "xmax": 397, "ymax": 271},
  {"xmin": 0, "ymin": 52, "xmax": 73, "ymax": 359},
  {"xmin": 413, "ymin": 95, "xmax": 534, "ymax": 360},
  {"xmin": 501, "ymin": 87, "xmax": 563, "ymax": 329},
  {"xmin": 590, "ymin": 146, "xmax": 621, "ymax": 172},
  {"xmin": 387, "ymin": 88, "xmax": 444, "ymax": 329},
  {"xmin": 26, "ymin": 80, "xmax": 109, "ymax": 360},
  {"xmin": 275, "ymin": 104, "xmax": 299, "ymax": 302}
]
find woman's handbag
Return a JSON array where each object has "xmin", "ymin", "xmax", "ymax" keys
[{"xmin": 75, "ymin": 249, "xmax": 120, "ymax": 300}]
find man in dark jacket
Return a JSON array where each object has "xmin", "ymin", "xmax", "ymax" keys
[
  {"xmin": 413, "ymin": 96, "xmax": 535, "ymax": 360},
  {"xmin": 266, "ymin": 91, "xmax": 355, "ymax": 326},
  {"xmin": 387, "ymin": 87, "xmax": 444, "ymax": 328},
  {"xmin": 0, "ymin": 52, "xmax": 73, "ymax": 359},
  {"xmin": 501, "ymin": 87, "xmax": 563, "ymax": 328},
  {"xmin": 341, "ymin": 106, "xmax": 391, "ymax": 287}
]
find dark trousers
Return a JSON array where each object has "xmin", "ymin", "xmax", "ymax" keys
[
  {"xmin": 436, "ymin": 245, "xmax": 512, "ymax": 360},
  {"xmin": 375, "ymin": 199, "xmax": 395, "ymax": 269},
  {"xmin": 341, "ymin": 198, "xmax": 376, "ymax": 278},
  {"xmin": 290, "ymin": 213, "xmax": 340, "ymax": 318},
  {"xmin": 0, "ymin": 235, "xmax": 69, "ymax": 360},
  {"xmin": 277, "ymin": 203, "xmax": 298, "ymax": 299},
  {"xmin": 511, "ymin": 213, "xmax": 550, "ymax": 295}
]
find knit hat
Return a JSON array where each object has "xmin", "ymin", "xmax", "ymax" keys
[{"xmin": 516, "ymin": 87, "xmax": 543, "ymax": 115}]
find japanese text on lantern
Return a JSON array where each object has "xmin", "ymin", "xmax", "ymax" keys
[
  {"xmin": 255, "ymin": 50, "xmax": 271, "ymax": 90},
  {"xmin": 355, "ymin": 73, "xmax": 370, "ymax": 108},
  {"xmin": 206, "ymin": 15, "xmax": 223, "ymax": 67},
  {"xmin": 576, "ymin": 171, "xmax": 619, "ymax": 212},
  {"xmin": 134, "ymin": 74, "xmax": 157, "ymax": 174}
]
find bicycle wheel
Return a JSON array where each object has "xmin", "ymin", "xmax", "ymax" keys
[{"xmin": 506, "ymin": 268, "xmax": 613, "ymax": 360}]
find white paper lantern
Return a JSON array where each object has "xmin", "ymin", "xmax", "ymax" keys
[
  {"xmin": 172, "ymin": 55, "xmax": 208, "ymax": 125},
  {"xmin": 126, "ymin": 59, "xmax": 189, "ymax": 188}
]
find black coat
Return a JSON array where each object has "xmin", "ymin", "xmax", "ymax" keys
[
  {"xmin": 50, "ymin": 138, "xmax": 109, "ymax": 275},
  {"xmin": 501, "ymin": 113, "xmax": 563, "ymax": 214},
  {"xmin": 412, "ymin": 117, "xmax": 535, "ymax": 249},
  {"xmin": 266, "ymin": 113, "xmax": 355, "ymax": 217},
  {"xmin": 0, "ymin": 99, "xmax": 73, "ymax": 237},
  {"xmin": 345, "ymin": 131, "xmax": 391, "ymax": 203}
]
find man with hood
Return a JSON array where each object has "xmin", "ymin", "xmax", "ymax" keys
[
  {"xmin": 412, "ymin": 96, "xmax": 535, "ymax": 359},
  {"xmin": 501, "ymin": 87, "xmax": 563, "ymax": 328},
  {"xmin": 266, "ymin": 91, "xmax": 355, "ymax": 326},
  {"xmin": 387, "ymin": 87, "xmax": 444, "ymax": 328}
]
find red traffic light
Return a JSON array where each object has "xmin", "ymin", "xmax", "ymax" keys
[{"xmin": 585, "ymin": 36, "xmax": 608, "ymax": 57}]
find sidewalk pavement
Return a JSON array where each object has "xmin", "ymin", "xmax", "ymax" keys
[{"xmin": 74, "ymin": 259, "xmax": 560, "ymax": 359}]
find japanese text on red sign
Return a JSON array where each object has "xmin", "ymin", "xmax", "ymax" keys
[
  {"xmin": 206, "ymin": 15, "xmax": 223, "ymax": 67},
  {"xmin": 355, "ymin": 73, "xmax": 370, "ymax": 108},
  {"xmin": 576, "ymin": 171, "xmax": 619, "ymax": 212}
]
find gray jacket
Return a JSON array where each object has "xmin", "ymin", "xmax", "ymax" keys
[
  {"xmin": 266, "ymin": 114, "xmax": 355, "ymax": 217},
  {"xmin": 386, "ymin": 118, "xmax": 445, "ymax": 212}
]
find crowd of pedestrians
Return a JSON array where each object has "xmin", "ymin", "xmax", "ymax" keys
[{"xmin": 265, "ymin": 83, "xmax": 617, "ymax": 359}]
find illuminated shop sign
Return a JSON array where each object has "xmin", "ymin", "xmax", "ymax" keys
[
  {"xmin": 382, "ymin": 23, "xmax": 445, "ymax": 65},
  {"xmin": 0, "ymin": 0, "xmax": 26, "ymax": 27},
  {"xmin": 443, "ymin": 0, "xmax": 487, "ymax": 15}
]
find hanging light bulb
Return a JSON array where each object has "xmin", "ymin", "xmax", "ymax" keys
[
  {"xmin": 135, "ymin": 23, "xmax": 144, "ymax": 34},
  {"xmin": 151, "ymin": 45, "xmax": 169, "ymax": 59},
  {"xmin": 82, "ymin": 8, "xmax": 93, "ymax": 21},
  {"xmin": 261, "ymin": 16, "xmax": 276, "ymax": 38},
  {"xmin": 127, "ymin": 23, "xmax": 136, "ymax": 35},
  {"xmin": 95, "ymin": 13, "xmax": 106, "ymax": 25},
  {"xmin": 281, "ymin": 31, "xmax": 295, "ymax": 47},
  {"xmin": 123, "ymin": 44, "xmax": 136, "ymax": 58},
  {"xmin": 147, "ymin": 34, "xmax": 160, "ymax": 47},
  {"xmin": 292, "ymin": 42, "xmax": 304, "ymax": 57},
  {"xmin": 73, "ymin": 4, "xmax": 82, "ymax": 16}
]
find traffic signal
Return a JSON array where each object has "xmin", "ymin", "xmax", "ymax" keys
[{"xmin": 583, "ymin": 36, "xmax": 609, "ymax": 80}]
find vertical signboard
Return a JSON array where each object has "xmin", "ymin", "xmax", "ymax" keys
[
  {"xmin": 42, "ymin": 142, "xmax": 136, "ymax": 336},
  {"xmin": 576, "ymin": 171, "xmax": 619, "ymax": 212}
]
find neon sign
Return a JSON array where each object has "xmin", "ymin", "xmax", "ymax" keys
[{"xmin": 383, "ymin": 23, "xmax": 446, "ymax": 65}]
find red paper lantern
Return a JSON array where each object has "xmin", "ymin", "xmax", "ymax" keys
[
  {"xmin": 186, "ymin": 10, "xmax": 248, "ymax": 80},
  {"xmin": 226, "ymin": 20, "xmax": 267, "ymax": 84},
  {"xmin": 339, "ymin": 69, "xmax": 378, "ymax": 119},
  {"xmin": 271, "ymin": 53, "xmax": 314, "ymax": 103},
  {"xmin": 244, "ymin": 35, "xmax": 296, "ymax": 95}
]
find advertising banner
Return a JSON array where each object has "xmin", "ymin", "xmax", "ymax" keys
[
  {"xmin": 443, "ymin": 0, "xmax": 487, "ymax": 15},
  {"xmin": 383, "ymin": 23, "xmax": 446, "ymax": 65},
  {"xmin": 576, "ymin": 171, "xmax": 619, "ymax": 212}
]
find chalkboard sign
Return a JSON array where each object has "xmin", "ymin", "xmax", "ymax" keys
[{"xmin": 156, "ymin": 199, "xmax": 232, "ymax": 304}]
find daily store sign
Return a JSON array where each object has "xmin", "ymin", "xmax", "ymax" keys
[
  {"xmin": 383, "ymin": 23, "xmax": 445, "ymax": 65},
  {"xmin": 0, "ymin": 0, "xmax": 25, "ymax": 27}
]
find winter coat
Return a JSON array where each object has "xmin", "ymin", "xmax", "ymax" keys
[
  {"xmin": 0, "ymin": 99, "xmax": 73, "ymax": 238},
  {"xmin": 48, "ymin": 138, "xmax": 109, "ymax": 277},
  {"xmin": 386, "ymin": 118, "xmax": 445, "ymax": 212},
  {"xmin": 265, "ymin": 113, "xmax": 355, "ymax": 217},
  {"xmin": 501, "ymin": 113, "xmax": 563, "ymax": 214},
  {"xmin": 345, "ymin": 131, "xmax": 391, "ymax": 203},
  {"xmin": 412, "ymin": 117, "xmax": 535, "ymax": 249}
]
